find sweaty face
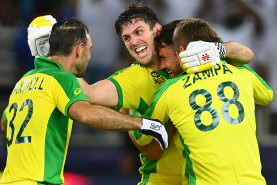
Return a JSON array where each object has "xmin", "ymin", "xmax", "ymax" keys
[
  {"xmin": 76, "ymin": 34, "xmax": 93, "ymax": 77},
  {"xmin": 159, "ymin": 44, "xmax": 183, "ymax": 78},
  {"xmin": 121, "ymin": 19, "xmax": 160, "ymax": 67}
]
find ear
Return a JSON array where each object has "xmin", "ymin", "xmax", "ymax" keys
[
  {"xmin": 176, "ymin": 51, "xmax": 185, "ymax": 70},
  {"xmin": 154, "ymin": 23, "xmax": 162, "ymax": 36},
  {"xmin": 75, "ymin": 43, "xmax": 84, "ymax": 58},
  {"xmin": 180, "ymin": 46, "xmax": 186, "ymax": 52}
]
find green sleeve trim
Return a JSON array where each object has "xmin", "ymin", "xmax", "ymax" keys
[
  {"xmin": 65, "ymin": 99, "xmax": 90, "ymax": 117},
  {"xmin": 107, "ymin": 78, "xmax": 123, "ymax": 109},
  {"xmin": 237, "ymin": 65, "xmax": 272, "ymax": 90}
]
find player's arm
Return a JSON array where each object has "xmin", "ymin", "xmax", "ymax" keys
[
  {"xmin": 68, "ymin": 101, "xmax": 168, "ymax": 149},
  {"xmin": 78, "ymin": 78, "xmax": 119, "ymax": 107},
  {"xmin": 223, "ymin": 41, "xmax": 254, "ymax": 66},
  {"xmin": 179, "ymin": 41, "xmax": 254, "ymax": 73},
  {"xmin": 1, "ymin": 115, "xmax": 7, "ymax": 132},
  {"xmin": 128, "ymin": 122, "xmax": 176, "ymax": 161},
  {"xmin": 239, "ymin": 66, "xmax": 273, "ymax": 106},
  {"xmin": 121, "ymin": 108, "xmax": 163, "ymax": 161},
  {"xmin": 128, "ymin": 131, "xmax": 162, "ymax": 161}
]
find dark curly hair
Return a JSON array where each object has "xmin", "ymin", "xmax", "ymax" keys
[{"xmin": 115, "ymin": 3, "xmax": 159, "ymax": 36}]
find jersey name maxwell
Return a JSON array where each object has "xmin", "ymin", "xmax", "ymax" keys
[
  {"xmin": 184, "ymin": 62, "xmax": 232, "ymax": 89},
  {"xmin": 12, "ymin": 76, "xmax": 45, "ymax": 95}
]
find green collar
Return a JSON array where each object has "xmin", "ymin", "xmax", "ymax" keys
[{"xmin": 34, "ymin": 56, "xmax": 65, "ymax": 71}]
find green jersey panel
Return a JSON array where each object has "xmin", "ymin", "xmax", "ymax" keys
[
  {"xmin": 1, "ymin": 57, "xmax": 89, "ymax": 184},
  {"xmin": 145, "ymin": 62, "xmax": 273, "ymax": 184}
]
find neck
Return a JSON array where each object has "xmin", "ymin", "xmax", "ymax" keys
[
  {"xmin": 49, "ymin": 55, "xmax": 73, "ymax": 72},
  {"xmin": 146, "ymin": 54, "xmax": 161, "ymax": 71}
]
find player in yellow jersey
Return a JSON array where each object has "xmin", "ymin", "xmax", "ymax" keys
[
  {"xmin": 0, "ymin": 16, "xmax": 168, "ymax": 185},
  {"xmin": 15, "ymin": 5, "xmax": 255, "ymax": 185},
  {"xmin": 143, "ymin": 18, "xmax": 274, "ymax": 185},
  {"xmin": 78, "ymin": 3, "xmax": 256, "ymax": 185}
]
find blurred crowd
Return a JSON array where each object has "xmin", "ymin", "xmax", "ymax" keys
[{"xmin": 0, "ymin": 0, "xmax": 276, "ymax": 182}]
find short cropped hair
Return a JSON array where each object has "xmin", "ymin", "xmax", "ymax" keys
[
  {"xmin": 155, "ymin": 20, "xmax": 182, "ymax": 52},
  {"xmin": 115, "ymin": 3, "xmax": 159, "ymax": 35},
  {"xmin": 48, "ymin": 18, "xmax": 89, "ymax": 56},
  {"xmin": 173, "ymin": 18, "xmax": 222, "ymax": 53}
]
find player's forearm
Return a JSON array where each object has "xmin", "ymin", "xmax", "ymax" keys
[
  {"xmin": 1, "ymin": 116, "xmax": 7, "ymax": 132},
  {"xmin": 79, "ymin": 78, "xmax": 119, "ymax": 108},
  {"xmin": 69, "ymin": 101, "xmax": 142, "ymax": 130},
  {"xmin": 128, "ymin": 131, "xmax": 163, "ymax": 161},
  {"xmin": 224, "ymin": 41, "xmax": 254, "ymax": 66}
]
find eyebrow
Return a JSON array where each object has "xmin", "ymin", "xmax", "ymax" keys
[{"xmin": 122, "ymin": 26, "xmax": 143, "ymax": 38}]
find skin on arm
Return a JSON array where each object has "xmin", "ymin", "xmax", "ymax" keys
[
  {"xmin": 1, "ymin": 116, "xmax": 7, "ymax": 132},
  {"xmin": 120, "ymin": 108, "xmax": 163, "ymax": 161},
  {"xmin": 78, "ymin": 78, "xmax": 119, "ymax": 107},
  {"xmin": 68, "ymin": 101, "xmax": 141, "ymax": 130},
  {"xmin": 224, "ymin": 41, "xmax": 254, "ymax": 66},
  {"xmin": 128, "ymin": 122, "xmax": 176, "ymax": 161}
]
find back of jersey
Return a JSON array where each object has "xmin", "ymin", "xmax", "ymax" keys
[
  {"xmin": 162, "ymin": 62, "xmax": 272, "ymax": 184},
  {"xmin": 1, "ymin": 56, "xmax": 90, "ymax": 184},
  {"xmin": 2, "ymin": 71, "xmax": 71, "ymax": 184}
]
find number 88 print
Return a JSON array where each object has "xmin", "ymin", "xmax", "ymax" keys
[{"xmin": 189, "ymin": 81, "xmax": 245, "ymax": 132}]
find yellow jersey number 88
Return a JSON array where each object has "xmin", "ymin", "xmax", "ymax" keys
[{"xmin": 189, "ymin": 81, "xmax": 245, "ymax": 132}]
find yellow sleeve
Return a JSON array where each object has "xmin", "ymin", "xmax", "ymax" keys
[{"xmin": 239, "ymin": 65, "xmax": 274, "ymax": 106}]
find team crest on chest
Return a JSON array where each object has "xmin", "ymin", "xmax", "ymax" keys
[{"xmin": 151, "ymin": 71, "xmax": 167, "ymax": 84}]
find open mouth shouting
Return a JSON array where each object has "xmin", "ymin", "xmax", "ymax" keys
[{"xmin": 135, "ymin": 45, "xmax": 148, "ymax": 58}]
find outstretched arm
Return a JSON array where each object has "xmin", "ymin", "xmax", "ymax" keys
[
  {"xmin": 224, "ymin": 41, "xmax": 254, "ymax": 66},
  {"xmin": 78, "ymin": 78, "xmax": 119, "ymax": 107},
  {"xmin": 68, "ymin": 101, "xmax": 168, "ymax": 149},
  {"xmin": 69, "ymin": 101, "xmax": 141, "ymax": 130}
]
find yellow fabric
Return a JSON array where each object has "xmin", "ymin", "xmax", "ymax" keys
[
  {"xmin": 0, "ymin": 55, "xmax": 90, "ymax": 184},
  {"xmin": 109, "ymin": 63, "xmax": 167, "ymax": 111},
  {"xmin": 109, "ymin": 63, "xmax": 185, "ymax": 183},
  {"xmin": 1, "ymin": 73, "xmax": 72, "ymax": 184},
  {"xmin": 0, "ymin": 180, "xmax": 39, "ymax": 185},
  {"xmin": 145, "ymin": 62, "xmax": 273, "ymax": 184},
  {"xmin": 139, "ymin": 173, "xmax": 183, "ymax": 185}
]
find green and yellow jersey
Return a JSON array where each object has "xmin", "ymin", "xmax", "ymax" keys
[
  {"xmin": 108, "ymin": 62, "xmax": 183, "ymax": 185},
  {"xmin": 144, "ymin": 61, "xmax": 273, "ymax": 185},
  {"xmin": 1, "ymin": 57, "xmax": 89, "ymax": 185}
]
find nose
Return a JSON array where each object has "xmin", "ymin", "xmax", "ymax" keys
[{"xmin": 130, "ymin": 35, "xmax": 139, "ymax": 46}]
